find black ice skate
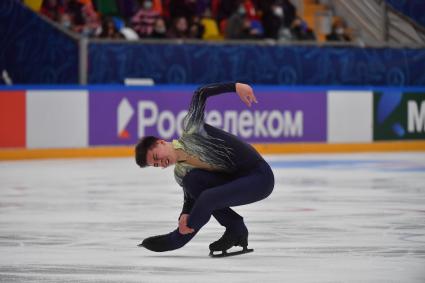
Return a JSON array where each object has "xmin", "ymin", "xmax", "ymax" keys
[
  {"xmin": 138, "ymin": 233, "xmax": 174, "ymax": 252},
  {"xmin": 209, "ymin": 230, "xmax": 253, "ymax": 257}
]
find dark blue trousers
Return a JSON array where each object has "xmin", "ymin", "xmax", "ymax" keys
[{"xmin": 161, "ymin": 160, "xmax": 274, "ymax": 251}]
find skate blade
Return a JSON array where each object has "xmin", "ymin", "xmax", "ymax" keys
[{"xmin": 209, "ymin": 248, "xmax": 254, "ymax": 258}]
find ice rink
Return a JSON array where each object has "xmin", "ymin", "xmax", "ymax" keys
[{"xmin": 1, "ymin": 152, "xmax": 425, "ymax": 283}]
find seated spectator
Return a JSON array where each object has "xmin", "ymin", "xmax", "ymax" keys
[
  {"xmin": 120, "ymin": 19, "xmax": 140, "ymax": 40},
  {"xmin": 200, "ymin": 9, "xmax": 221, "ymax": 40},
  {"xmin": 261, "ymin": 0, "xmax": 297, "ymax": 39},
  {"xmin": 99, "ymin": 16, "xmax": 123, "ymax": 39},
  {"xmin": 40, "ymin": 0, "xmax": 65, "ymax": 21},
  {"xmin": 66, "ymin": 0, "xmax": 85, "ymax": 27},
  {"xmin": 225, "ymin": 4, "xmax": 246, "ymax": 39},
  {"xmin": 241, "ymin": 17, "xmax": 262, "ymax": 39},
  {"xmin": 250, "ymin": 19, "xmax": 264, "ymax": 38},
  {"xmin": 58, "ymin": 12, "xmax": 75, "ymax": 31},
  {"xmin": 189, "ymin": 15, "xmax": 205, "ymax": 39},
  {"xmin": 225, "ymin": 4, "xmax": 261, "ymax": 40},
  {"xmin": 261, "ymin": 1, "xmax": 284, "ymax": 39},
  {"xmin": 78, "ymin": 0, "xmax": 101, "ymax": 37},
  {"xmin": 167, "ymin": 16, "xmax": 189, "ymax": 39},
  {"xmin": 291, "ymin": 17, "xmax": 316, "ymax": 40},
  {"xmin": 326, "ymin": 18, "xmax": 351, "ymax": 42},
  {"xmin": 243, "ymin": 0, "xmax": 260, "ymax": 21},
  {"xmin": 131, "ymin": 0, "xmax": 160, "ymax": 38},
  {"xmin": 150, "ymin": 17, "xmax": 167, "ymax": 39}
]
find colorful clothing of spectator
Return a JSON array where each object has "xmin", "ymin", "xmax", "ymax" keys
[{"xmin": 131, "ymin": 1, "xmax": 160, "ymax": 37}]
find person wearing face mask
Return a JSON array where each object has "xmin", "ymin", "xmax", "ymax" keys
[
  {"xmin": 59, "ymin": 13, "xmax": 74, "ymax": 31},
  {"xmin": 326, "ymin": 19, "xmax": 351, "ymax": 42},
  {"xmin": 131, "ymin": 0, "xmax": 160, "ymax": 38},
  {"xmin": 224, "ymin": 4, "xmax": 245, "ymax": 39},
  {"xmin": 262, "ymin": 4, "xmax": 280, "ymax": 39},
  {"xmin": 135, "ymin": 82, "xmax": 274, "ymax": 257},
  {"xmin": 225, "ymin": 4, "xmax": 258, "ymax": 39},
  {"xmin": 261, "ymin": 0, "xmax": 297, "ymax": 40},
  {"xmin": 291, "ymin": 16, "xmax": 316, "ymax": 41}
]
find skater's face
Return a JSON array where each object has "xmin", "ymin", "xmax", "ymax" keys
[{"xmin": 146, "ymin": 140, "xmax": 176, "ymax": 168}]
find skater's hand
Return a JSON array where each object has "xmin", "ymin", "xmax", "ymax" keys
[
  {"xmin": 179, "ymin": 214, "xmax": 195, "ymax": 235},
  {"xmin": 236, "ymin": 83, "xmax": 257, "ymax": 107}
]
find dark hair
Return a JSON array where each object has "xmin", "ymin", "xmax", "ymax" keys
[{"xmin": 135, "ymin": 136, "xmax": 160, "ymax": 168}]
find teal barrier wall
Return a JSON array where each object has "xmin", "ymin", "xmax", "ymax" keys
[
  {"xmin": 88, "ymin": 43, "xmax": 425, "ymax": 86},
  {"xmin": 0, "ymin": 1, "xmax": 79, "ymax": 84}
]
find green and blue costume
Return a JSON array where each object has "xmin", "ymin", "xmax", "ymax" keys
[{"xmin": 142, "ymin": 82, "xmax": 274, "ymax": 252}]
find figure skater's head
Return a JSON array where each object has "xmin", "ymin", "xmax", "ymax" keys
[{"xmin": 135, "ymin": 136, "xmax": 178, "ymax": 168}]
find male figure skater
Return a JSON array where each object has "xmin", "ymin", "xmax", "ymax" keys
[{"xmin": 135, "ymin": 82, "xmax": 274, "ymax": 257}]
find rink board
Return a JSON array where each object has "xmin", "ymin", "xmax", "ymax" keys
[{"xmin": 0, "ymin": 85, "xmax": 424, "ymax": 159}]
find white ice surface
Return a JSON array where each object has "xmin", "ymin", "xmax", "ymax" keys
[{"xmin": 1, "ymin": 153, "xmax": 425, "ymax": 283}]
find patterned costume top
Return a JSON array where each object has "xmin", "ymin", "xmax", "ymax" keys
[
  {"xmin": 173, "ymin": 82, "xmax": 264, "ymax": 214},
  {"xmin": 173, "ymin": 82, "xmax": 237, "ymax": 186}
]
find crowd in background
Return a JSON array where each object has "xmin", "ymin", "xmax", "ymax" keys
[{"xmin": 35, "ymin": 0, "xmax": 351, "ymax": 42}]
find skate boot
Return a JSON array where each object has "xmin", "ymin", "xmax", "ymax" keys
[
  {"xmin": 138, "ymin": 233, "xmax": 174, "ymax": 252},
  {"xmin": 209, "ymin": 230, "xmax": 253, "ymax": 257}
]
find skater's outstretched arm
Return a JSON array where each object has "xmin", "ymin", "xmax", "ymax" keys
[{"xmin": 183, "ymin": 82, "xmax": 257, "ymax": 132}]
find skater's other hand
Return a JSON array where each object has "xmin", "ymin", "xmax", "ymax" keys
[{"xmin": 179, "ymin": 214, "xmax": 195, "ymax": 235}]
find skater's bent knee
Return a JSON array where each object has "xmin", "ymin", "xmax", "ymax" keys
[{"xmin": 258, "ymin": 161, "xmax": 274, "ymax": 198}]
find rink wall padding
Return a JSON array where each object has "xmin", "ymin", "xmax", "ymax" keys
[
  {"xmin": 0, "ymin": 90, "xmax": 26, "ymax": 148},
  {"xmin": 26, "ymin": 90, "xmax": 88, "ymax": 149},
  {"xmin": 0, "ymin": 85, "xmax": 424, "ymax": 160},
  {"xmin": 327, "ymin": 91, "xmax": 373, "ymax": 143}
]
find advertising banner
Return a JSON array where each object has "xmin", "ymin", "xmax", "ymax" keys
[
  {"xmin": 89, "ymin": 88, "xmax": 327, "ymax": 146},
  {"xmin": 374, "ymin": 92, "xmax": 425, "ymax": 140}
]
